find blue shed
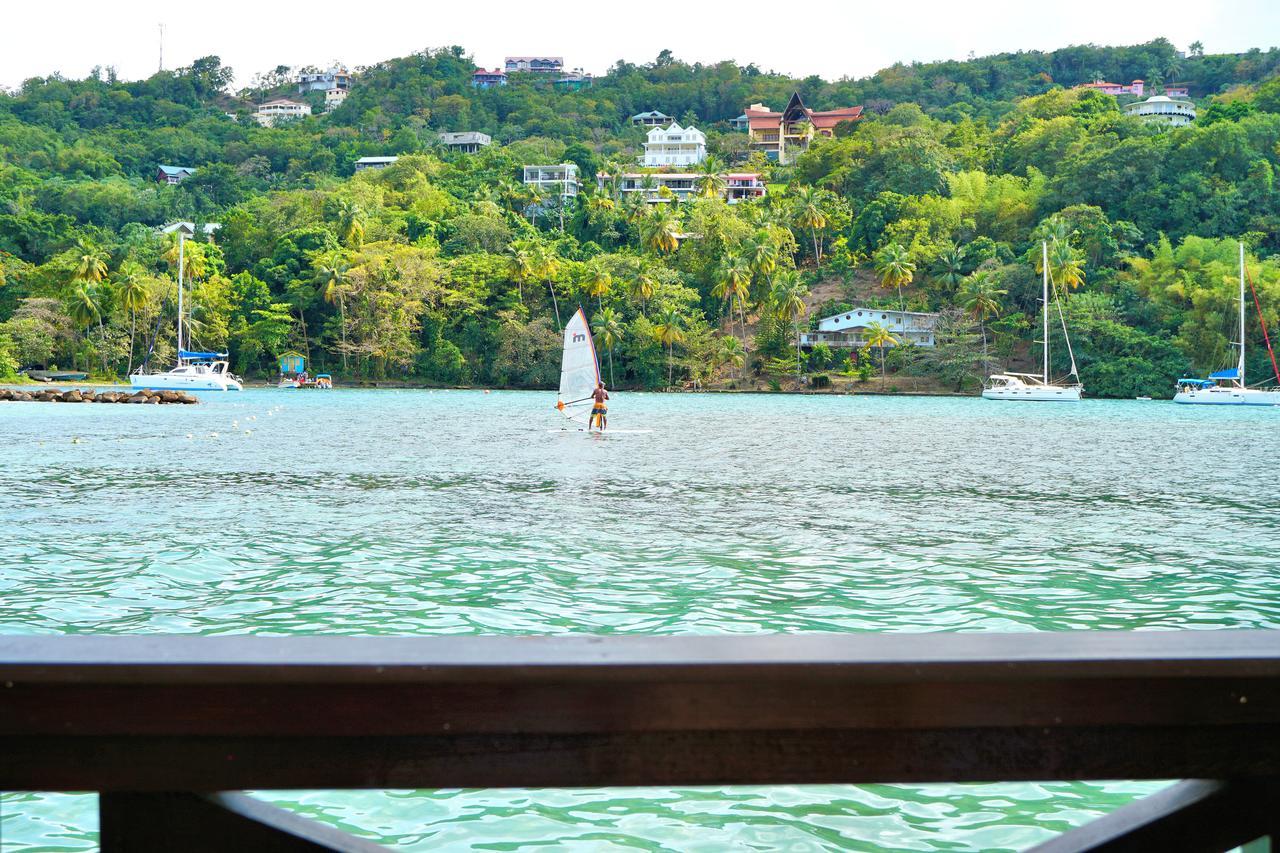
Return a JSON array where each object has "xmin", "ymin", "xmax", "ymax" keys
[{"xmin": 279, "ymin": 353, "xmax": 305, "ymax": 375}]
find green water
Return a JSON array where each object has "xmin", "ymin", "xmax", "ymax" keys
[{"xmin": 2, "ymin": 390, "xmax": 1278, "ymax": 850}]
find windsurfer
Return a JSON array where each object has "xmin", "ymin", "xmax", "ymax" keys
[{"xmin": 590, "ymin": 382, "xmax": 609, "ymax": 431}]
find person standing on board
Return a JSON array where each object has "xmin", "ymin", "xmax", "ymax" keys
[{"xmin": 590, "ymin": 382, "xmax": 609, "ymax": 431}]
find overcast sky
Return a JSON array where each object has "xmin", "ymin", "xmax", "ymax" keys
[{"xmin": 3, "ymin": 0, "xmax": 1278, "ymax": 90}]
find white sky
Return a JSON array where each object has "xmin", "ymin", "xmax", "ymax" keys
[{"xmin": 2, "ymin": 0, "xmax": 1277, "ymax": 89}]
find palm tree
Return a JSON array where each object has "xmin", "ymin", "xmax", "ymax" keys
[
  {"xmin": 960, "ymin": 270, "xmax": 1006, "ymax": 358},
  {"xmin": 115, "ymin": 264, "xmax": 149, "ymax": 375},
  {"xmin": 864, "ymin": 321, "xmax": 899, "ymax": 389},
  {"xmin": 72, "ymin": 240, "xmax": 110, "ymax": 373},
  {"xmin": 506, "ymin": 240, "xmax": 535, "ymax": 305},
  {"xmin": 67, "ymin": 284, "xmax": 102, "ymax": 373},
  {"xmin": 652, "ymin": 308, "xmax": 686, "ymax": 387},
  {"xmin": 591, "ymin": 306, "xmax": 623, "ymax": 386},
  {"xmin": 626, "ymin": 263, "xmax": 657, "ymax": 314},
  {"xmin": 717, "ymin": 335, "xmax": 745, "ymax": 380},
  {"xmin": 335, "ymin": 199, "xmax": 366, "ymax": 249},
  {"xmin": 769, "ymin": 270, "xmax": 808, "ymax": 379},
  {"xmin": 932, "ymin": 243, "xmax": 967, "ymax": 293},
  {"xmin": 580, "ymin": 259, "xmax": 612, "ymax": 314},
  {"xmin": 874, "ymin": 243, "xmax": 915, "ymax": 312},
  {"xmin": 695, "ymin": 157, "xmax": 727, "ymax": 199},
  {"xmin": 641, "ymin": 206, "xmax": 681, "ymax": 255},
  {"xmin": 316, "ymin": 257, "xmax": 352, "ymax": 371},
  {"xmin": 1048, "ymin": 239, "xmax": 1086, "ymax": 291},
  {"xmin": 74, "ymin": 239, "xmax": 109, "ymax": 286},
  {"xmin": 792, "ymin": 186, "xmax": 828, "ymax": 264},
  {"xmin": 712, "ymin": 254, "xmax": 752, "ymax": 338},
  {"xmin": 744, "ymin": 230, "xmax": 779, "ymax": 301},
  {"xmin": 530, "ymin": 242, "xmax": 562, "ymax": 329}
]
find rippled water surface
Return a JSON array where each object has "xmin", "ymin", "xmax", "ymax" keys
[{"xmin": 3, "ymin": 389, "xmax": 1279, "ymax": 850}]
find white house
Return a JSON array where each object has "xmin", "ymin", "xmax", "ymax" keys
[
  {"xmin": 324, "ymin": 88, "xmax": 348, "ymax": 112},
  {"xmin": 800, "ymin": 308, "xmax": 939, "ymax": 349},
  {"xmin": 504, "ymin": 56, "xmax": 563, "ymax": 74},
  {"xmin": 642, "ymin": 123, "xmax": 707, "ymax": 167},
  {"xmin": 254, "ymin": 98, "xmax": 311, "ymax": 127},
  {"xmin": 602, "ymin": 171, "xmax": 766, "ymax": 205},
  {"xmin": 160, "ymin": 221, "xmax": 221, "ymax": 239},
  {"xmin": 522, "ymin": 164, "xmax": 579, "ymax": 200},
  {"xmin": 355, "ymin": 156, "xmax": 399, "ymax": 172},
  {"xmin": 438, "ymin": 132, "xmax": 491, "ymax": 153},
  {"xmin": 1123, "ymin": 94, "xmax": 1196, "ymax": 128},
  {"xmin": 296, "ymin": 66, "xmax": 352, "ymax": 93}
]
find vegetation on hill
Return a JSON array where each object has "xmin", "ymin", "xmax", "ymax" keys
[{"xmin": 2, "ymin": 40, "xmax": 1280, "ymax": 396}]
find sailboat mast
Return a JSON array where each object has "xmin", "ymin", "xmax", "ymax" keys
[
  {"xmin": 1239, "ymin": 240, "xmax": 1246, "ymax": 385},
  {"xmin": 1042, "ymin": 240, "xmax": 1049, "ymax": 385},
  {"xmin": 176, "ymin": 231, "xmax": 186, "ymax": 357}
]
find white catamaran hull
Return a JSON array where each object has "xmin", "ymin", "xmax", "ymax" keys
[
  {"xmin": 131, "ymin": 372, "xmax": 242, "ymax": 391},
  {"xmin": 982, "ymin": 386, "xmax": 1082, "ymax": 402},
  {"xmin": 1173, "ymin": 387, "xmax": 1280, "ymax": 406}
]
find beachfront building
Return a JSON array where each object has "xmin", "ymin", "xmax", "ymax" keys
[
  {"xmin": 1123, "ymin": 94, "xmax": 1197, "ymax": 127},
  {"xmin": 438, "ymin": 131, "xmax": 491, "ymax": 153},
  {"xmin": 1077, "ymin": 79, "xmax": 1146, "ymax": 97},
  {"xmin": 156, "ymin": 165, "xmax": 196, "ymax": 185},
  {"xmin": 800, "ymin": 308, "xmax": 939, "ymax": 350},
  {"xmin": 297, "ymin": 66, "xmax": 352, "ymax": 93},
  {"xmin": 324, "ymin": 88, "xmax": 348, "ymax": 112},
  {"xmin": 254, "ymin": 98, "xmax": 311, "ymax": 127},
  {"xmin": 504, "ymin": 56, "xmax": 564, "ymax": 74},
  {"xmin": 522, "ymin": 164, "xmax": 579, "ymax": 200},
  {"xmin": 603, "ymin": 171, "xmax": 766, "ymax": 205},
  {"xmin": 355, "ymin": 156, "xmax": 399, "ymax": 172},
  {"xmin": 472, "ymin": 68, "xmax": 507, "ymax": 88},
  {"xmin": 631, "ymin": 110, "xmax": 672, "ymax": 127},
  {"xmin": 745, "ymin": 93, "xmax": 863, "ymax": 164},
  {"xmin": 642, "ymin": 123, "xmax": 707, "ymax": 167}
]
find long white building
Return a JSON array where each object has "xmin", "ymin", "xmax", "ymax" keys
[
  {"xmin": 642, "ymin": 123, "xmax": 706, "ymax": 167},
  {"xmin": 800, "ymin": 308, "xmax": 939, "ymax": 349},
  {"xmin": 254, "ymin": 98, "xmax": 311, "ymax": 127},
  {"xmin": 1123, "ymin": 94, "xmax": 1196, "ymax": 128},
  {"xmin": 522, "ymin": 164, "xmax": 579, "ymax": 200}
]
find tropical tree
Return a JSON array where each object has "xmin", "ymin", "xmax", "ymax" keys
[
  {"xmin": 744, "ymin": 230, "xmax": 779, "ymax": 288},
  {"xmin": 874, "ymin": 242, "xmax": 915, "ymax": 312},
  {"xmin": 717, "ymin": 334, "xmax": 745, "ymax": 380},
  {"xmin": 695, "ymin": 157, "xmax": 727, "ymax": 198},
  {"xmin": 932, "ymin": 243, "xmax": 967, "ymax": 293},
  {"xmin": 652, "ymin": 308, "xmax": 686, "ymax": 387},
  {"xmin": 316, "ymin": 255, "xmax": 352, "ymax": 371},
  {"xmin": 792, "ymin": 186, "xmax": 828, "ymax": 264},
  {"xmin": 580, "ymin": 259, "xmax": 613, "ymax": 314},
  {"xmin": 1048, "ymin": 238, "xmax": 1086, "ymax": 291},
  {"xmin": 712, "ymin": 254, "xmax": 752, "ymax": 336},
  {"xmin": 73, "ymin": 239, "xmax": 109, "ymax": 287},
  {"xmin": 115, "ymin": 263, "xmax": 149, "ymax": 375},
  {"xmin": 71, "ymin": 239, "xmax": 110, "ymax": 372},
  {"xmin": 864, "ymin": 321, "xmax": 899, "ymax": 389},
  {"xmin": 626, "ymin": 263, "xmax": 657, "ymax": 313},
  {"xmin": 506, "ymin": 239, "xmax": 535, "ymax": 305},
  {"xmin": 67, "ymin": 284, "xmax": 102, "ymax": 372},
  {"xmin": 769, "ymin": 270, "xmax": 808, "ymax": 378},
  {"xmin": 591, "ymin": 306, "xmax": 623, "ymax": 386},
  {"xmin": 960, "ymin": 270, "xmax": 1006, "ymax": 358},
  {"xmin": 530, "ymin": 241, "xmax": 562, "ymax": 329},
  {"xmin": 641, "ymin": 206, "xmax": 681, "ymax": 255},
  {"xmin": 335, "ymin": 199, "xmax": 367, "ymax": 249}
]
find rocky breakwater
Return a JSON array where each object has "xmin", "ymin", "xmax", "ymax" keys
[{"xmin": 0, "ymin": 387, "xmax": 198, "ymax": 404}]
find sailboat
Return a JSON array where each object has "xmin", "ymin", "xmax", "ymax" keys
[
  {"xmin": 982, "ymin": 241, "xmax": 1084, "ymax": 402},
  {"xmin": 555, "ymin": 308, "xmax": 603, "ymax": 429},
  {"xmin": 131, "ymin": 229, "xmax": 242, "ymax": 392},
  {"xmin": 1174, "ymin": 242, "xmax": 1280, "ymax": 406}
]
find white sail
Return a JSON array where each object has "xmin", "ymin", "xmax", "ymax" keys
[{"xmin": 558, "ymin": 308, "xmax": 601, "ymax": 423}]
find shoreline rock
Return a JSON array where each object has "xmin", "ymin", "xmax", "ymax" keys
[{"xmin": 0, "ymin": 388, "xmax": 198, "ymax": 405}]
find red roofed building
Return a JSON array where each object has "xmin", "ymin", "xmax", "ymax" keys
[
  {"xmin": 1077, "ymin": 79, "xmax": 1146, "ymax": 97},
  {"xmin": 746, "ymin": 92, "xmax": 863, "ymax": 164}
]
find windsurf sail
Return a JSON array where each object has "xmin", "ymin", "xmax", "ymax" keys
[{"xmin": 557, "ymin": 307, "xmax": 602, "ymax": 424}]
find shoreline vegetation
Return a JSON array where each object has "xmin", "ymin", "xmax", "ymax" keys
[{"xmin": 2, "ymin": 41, "xmax": 1280, "ymax": 401}]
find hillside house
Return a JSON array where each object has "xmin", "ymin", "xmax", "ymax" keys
[
  {"xmin": 522, "ymin": 164, "xmax": 579, "ymax": 200},
  {"xmin": 631, "ymin": 110, "xmax": 672, "ymax": 127},
  {"xmin": 254, "ymin": 98, "xmax": 311, "ymax": 127},
  {"xmin": 355, "ymin": 156, "xmax": 399, "ymax": 171},
  {"xmin": 472, "ymin": 68, "xmax": 507, "ymax": 88},
  {"xmin": 1077, "ymin": 79, "xmax": 1145, "ymax": 96},
  {"xmin": 438, "ymin": 132, "xmax": 491, "ymax": 153},
  {"xmin": 601, "ymin": 171, "xmax": 766, "ymax": 205},
  {"xmin": 642, "ymin": 123, "xmax": 707, "ymax": 167},
  {"xmin": 800, "ymin": 308, "xmax": 939, "ymax": 350},
  {"xmin": 504, "ymin": 56, "xmax": 563, "ymax": 74},
  {"xmin": 324, "ymin": 88, "xmax": 348, "ymax": 112},
  {"xmin": 1123, "ymin": 95, "xmax": 1196, "ymax": 128},
  {"xmin": 156, "ymin": 165, "xmax": 196, "ymax": 185},
  {"xmin": 296, "ymin": 67, "xmax": 352, "ymax": 93},
  {"xmin": 745, "ymin": 93, "xmax": 863, "ymax": 164}
]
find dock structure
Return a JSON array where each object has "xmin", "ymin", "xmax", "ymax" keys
[{"xmin": 2, "ymin": 630, "xmax": 1280, "ymax": 850}]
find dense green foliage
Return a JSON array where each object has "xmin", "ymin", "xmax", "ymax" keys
[{"xmin": 3, "ymin": 40, "xmax": 1280, "ymax": 395}]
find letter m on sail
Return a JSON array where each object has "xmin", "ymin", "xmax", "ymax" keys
[{"xmin": 572, "ymin": 333, "xmax": 586, "ymax": 342}]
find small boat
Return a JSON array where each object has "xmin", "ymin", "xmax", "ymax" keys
[
  {"xmin": 983, "ymin": 241, "xmax": 1083, "ymax": 402},
  {"xmin": 554, "ymin": 308, "xmax": 604, "ymax": 429},
  {"xmin": 131, "ymin": 230, "xmax": 242, "ymax": 392},
  {"xmin": 24, "ymin": 370, "xmax": 89, "ymax": 383},
  {"xmin": 1173, "ymin": 242, "xmax": 1280, "ymax": 406},
  {"xmin": 1136, "ymin": 395, "xmax": 1153, "ymax": 401}
]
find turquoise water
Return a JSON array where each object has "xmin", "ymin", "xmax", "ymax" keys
[{"xmin": 2, "ymin": 389, "xmax": 1279, "ymax": 850}]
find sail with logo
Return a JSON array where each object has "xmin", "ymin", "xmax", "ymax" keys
[{"xmin": 556, "ymin": 308, "xmax": 602, "ymax": 426}]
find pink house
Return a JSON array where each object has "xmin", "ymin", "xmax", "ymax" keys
[{"xmin": 1078, "ymin": 79, "xmax": 1145, "ymax": 97}]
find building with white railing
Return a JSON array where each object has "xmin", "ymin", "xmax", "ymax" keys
[
  {"xmin": 642, "ymin": 123, "xmax": 706, "ymax": 167},
  {"xmin": 800, "ymin": 308, "xmax": 939, "ymax": 349},
  {"xmin": 601, "ymin": 172, "xmax": 766, "ymax": 205},
  {"xmin": 1123, "ymin": 94, "xmax": 1196, "ymax": 128},
  {"xmin": 254, "ymin": 99, "xmax": 312, "ymax": 127},
  {"xmin": 504, "ymin": 56, "xmax": 563, "ymax": 74},
  {"xmin": 522, "ymin": 164, "xmax": 579, "ymax": 200},
  {"xmin": 297, "ymin": 66, "xmax": 352, "ymax": 93}
]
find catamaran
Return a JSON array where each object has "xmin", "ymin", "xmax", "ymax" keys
[
  {"xmin": 131, "ymin": 229, "xmax": 242, "ymax": 392},
  {"xmin": 982, "ymin": 241, "xmax": 1083, "ymax": 402},
  {"xmin": 1174, "ymin": 242, "xmax": 1280, "ymax": 406},
  {"xmin": 555, "ymin": 308, "xmax": 603, "ymax": 429}
]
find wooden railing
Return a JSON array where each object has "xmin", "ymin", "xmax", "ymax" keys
[{"xmin": 3, "ymin": 631, "xmax": 1279, "ymax": 851}]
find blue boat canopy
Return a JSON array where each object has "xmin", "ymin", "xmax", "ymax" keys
[
  {"xmin": 1208, "ymin": 368, "xmax": 1239, "ymax": 380},
  {"xmin": 1178, "ymin": 378, "xmax": 1215, "ymax": 388},
  {"xmin": 179, "ymin": 350, "xmax": 227, "ymax": 361}
]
